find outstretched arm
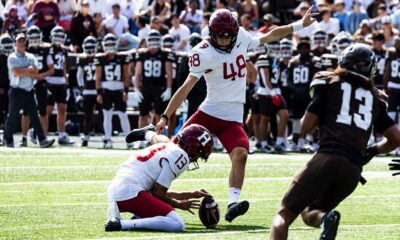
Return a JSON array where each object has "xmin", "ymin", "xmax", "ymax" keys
[{"xmin": 259, "ymin": 7, "xmax": 318, "ymax": 45}]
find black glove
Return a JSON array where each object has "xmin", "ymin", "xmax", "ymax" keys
[
  {"xmin": 389, "ymin": 159, "xmax": 400, "ymax": 176},
  {"xmin": 365, "ymin": 144, "xmax": 379, "ymax": 164}
]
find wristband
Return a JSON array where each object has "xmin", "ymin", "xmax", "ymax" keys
[
  {"xmin": 124, "ymin": 87, "xmax": 129, "ymax": 94},
  {"xmin": 290, "ymin": 21, "xmax": 303, "ymax": 32},
  {"xmin": 160, "ymin": 114, "xmax": 169, "ymax": 124},
  {"xmin": 366, "ymin": 144, "xmax": 379, "ymax": 163},
  {"xmin": 96, "ymin": 88, "xmax": 103, "ymax": 95}
]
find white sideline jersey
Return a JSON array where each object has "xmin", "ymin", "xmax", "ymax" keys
[
  {"xmin": 108, "ymin": 143, "xmax": 190, "ymax": 202},
  {"xmin": 189, "ymin": 27, "xmax": 260, "ymax": 123}
]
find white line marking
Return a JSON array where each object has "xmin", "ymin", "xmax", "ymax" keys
[
  {"xmin": 2, "ymin": 195, "xmax": 400, "ymax": 207},
  {"xmin": 87, "ymin": 223, "xmax": 400, "ymax": 240}
]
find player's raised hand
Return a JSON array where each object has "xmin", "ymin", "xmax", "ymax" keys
[
  {"xmin": 178, "ymin": 199, "xmax": 201, "ymax": 215},
  {"xmin": 302, "ymin": 6, "xmax": 319, "ymax": 28},
  {"xmin": 389, "ymin": 159, "xmax": 400, "ymax": 176}
]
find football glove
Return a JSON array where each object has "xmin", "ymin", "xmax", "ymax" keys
[
  {"xmin": 389, "ymin": 159, "xmax": 400, "ymax": 176},
  {"xmin": 132, "ymin": 88, "xmax": 143, "ymax": 103},
  {"xmin": 365, "ymin": 144, "xmax": 379, "ymax": 164},
  {"xmin": 161, "ymin": 87, "xmax": 172, "ymax": 102}
]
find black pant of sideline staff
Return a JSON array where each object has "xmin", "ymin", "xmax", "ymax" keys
[{"xmin": 3, "ymin": 88, "xmax": 54, "ymax": 148}]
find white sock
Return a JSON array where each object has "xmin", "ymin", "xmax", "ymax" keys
[
  {"xmin": 228, "ymin": 187, "xmax": 241, "ymax": 206},
  {"xmin": 59, "ymin": 132, "xmax": 66, "ymax": 138},
  {"xmin": 276, "ymin": 137, "xmax": 285, "ymax": 145},
  {"xmin": 117, "ymin": 111, "xmax": 131, "ymax": 135},
  {"xmin": 261, "ymin": 140, "xmax": 268, "ymax": 148},
  {"xmin": 120, "ymin": 211, "xmax": 184, "ymax": 232},
  {"xmin": 298, "ymin": 138, "xmax": 305, "ymax": 147},
  {"xmin": 145, "ymin": 131, "xmax": 157, "ymax": 142},
  {"xmin": 103, "ymin": 110, "xmax": 113, "ymax": 140},
  {"xmin": 84, "ymin": 135, "xmax": 89, "ymax": 141}
]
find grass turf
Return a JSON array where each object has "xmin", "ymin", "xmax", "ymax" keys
[{"xmin": 0, "ymin": 148, "xmax": 399, "ymax": 240}]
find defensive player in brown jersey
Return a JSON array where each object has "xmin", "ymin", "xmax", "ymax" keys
[
  {"xmin": 270, "ymin": 43, "xmax": 400, "ymax": 240},
  {"xmin": 77, "ymin": 36, "xmax": 100, "ymax": 147},
  {"xmin": 133, "ymin": 30, "xmax": 174, "ymax": 132},
  {"xmin": 287, "ymin": 38, "xmax": 322, "ymax": 152},
  {"xmin": 95, "ymin": 33, "xmax": 131, "ymax": 149},
  {"xmin": 20, "ymin": 25, "xmax": 54, "ymax": 147},
  {"xmin": 371, "ymin": 32, "xmax": 388, "ymax": 90}
]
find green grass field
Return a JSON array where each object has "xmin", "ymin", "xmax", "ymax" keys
[{"xmin": 0, "ymin": 148, "xmax": 399, "ymax": 240}]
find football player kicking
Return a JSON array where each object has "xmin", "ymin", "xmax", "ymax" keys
[
  {"xmin": 105, "ymin": 124, "xmax": 213, "ymax": 232},
  {"xmin": 155, "ymin": 7, "xmax": 318, "ymax": 222},
  {"xmin": 270, "ymin": 44, "xmax": 400, "ymax": 240}
]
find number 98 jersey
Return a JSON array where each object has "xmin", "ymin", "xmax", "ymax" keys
[{"xmin": 135, "ymin": 48, "xmax": 175, "ymax": 86}]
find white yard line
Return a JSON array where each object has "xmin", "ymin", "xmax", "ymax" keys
[
  {"xmin": 87, "ymin": 223, "xmax": 400, "ymax": 240},
  {"xmin": 2, "ymin": 195, "xmax": 400, "ymax": 207}
]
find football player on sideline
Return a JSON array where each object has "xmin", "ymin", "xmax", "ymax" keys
[
  {"xmin": 270, "ymin": 44, "xmax": 400, "ymax": 240},
  {"xmin": 105, "ymin": 124, "xmax": 213, "ymax": 232},
  {"xmin": 76, "ymin": 36, "xmax": 100, "ymax": 147},
  {"xmin": 0, "ymin": 34, "xmax": 13, "ymax": 145},
  {"xmin": 20, "ymin": 26, "xmax": 54, "ymax": 147},
  {"xmin": 95, "ymin": 33, "xmax": 131, "ymax": 149},
  {"xmin": 155, "ymin": 7, "xmax": 318, "ymax": 222}
]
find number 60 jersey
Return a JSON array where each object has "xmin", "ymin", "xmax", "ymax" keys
[
  {"xmin": 188, "ymin": 27, "xmax": 260, "ymax": 123},
  {"xmin": 110, "ymin": 143, "xmax": 190, "ymax": 201}
]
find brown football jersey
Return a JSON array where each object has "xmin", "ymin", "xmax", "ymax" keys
[
  {"xmin": 373, "ymin": 49, "xmax": 388, "ymax": 89},
  {"xmin": 310, "ymin": 71, "xmax": 393, "ymax": 158},
  {"xmin": 287, "ymin": 55, "xmax": 322, "ymax": 95}
]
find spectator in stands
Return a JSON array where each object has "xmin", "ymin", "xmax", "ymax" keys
[
  {"xmin": 241, "ymin": 0, "xmax": 259, "ymax": 26},
  {"xmin": 370, "ymin": 3, "xmax": 389, "ymax": 30},
  {"xmin": 70, "ymin": 0, "xmax": 97, "ymax": 53},
  {"xmin": 391, "ymin": 4, "xmax": 400, "ymax": 28},
  {"xmin": 151, "ymin": 0, "xmax": 171, "ymax": 24},
  {"xmin": 317, "ymin": 7, "xmax": 340, "ymax": 35},
  {"xmin": 58, "ymin": 0, "xmax": 77, "ymax": 19},
  {"xmin": 179, "ymin": 0, "xmax": 203, "ymax": 33},
  {"xmin": 381, "ymin": 15, "xmax": 399, "ymax": 48},
  {"xmin": 240, "ymin": 14, "xmax": 259, "ymax": 37},
  {"xmin": 87, "ymin": 0, "xmax": 108, "ymax": 19},
  {"xmin": 120, "ymin": 0, "xmax": 139, "ymax": 35},
  {"xmin": 104, "ymin": 4, "xmax": 129, "ymax": 37},
  {"xmin": 258, "ymin": 13, "xmax": 278, "ymax": 34},
  {"xmin": 333, "ymin": 0, "xmax": 348, "ymax": 31},
  {"xmin": 136, "ymin": 15, "xmax": 150, "ymax": 46},
  {"xmin": 168, "ymin": 14, "xmax": 190, "ymax": 51},
  {"xmin": 352, "ymin": 19, "xmax": 371, "ymax": 39},
  {"xmin": 4, "ymin": 0, "xmax": 29, "ymax": 22},
  {"xmin": 93, "ymin": 13, "xmax": 105, "ymax": 39},
  {"xmin": 3, "ymin": 33, "xmax": 55, "ymax": 148},
  {"xmin": 150, "ymin": 16, "xmax": 168, "ymax": 35},
  {"xmin": 31, "ymin": 0, "xmax": 60, "ymax": 42},
  {"xmin": 200, "ymin": 11, "xmax": 211, "ymax": 38},
  {"xmin": 347, "ymin": 0, "xmax": 369, "ymax": 34},
  {"xmin": 1, "ymin": 6, "xmax": 22, "ymax": 37}
]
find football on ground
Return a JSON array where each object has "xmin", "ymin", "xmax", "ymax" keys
[{"xmin": 199, "ymin": 196, "xmax": 220, "ymax": 228}]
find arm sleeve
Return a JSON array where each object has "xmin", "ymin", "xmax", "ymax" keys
[{"xmin": 156, "ymin": 160, "xmax": 176, "ymax": 188}]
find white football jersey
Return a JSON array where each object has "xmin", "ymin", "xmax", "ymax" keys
[
  {"xmin": 189, "ymin": 27, "xmax": 260, "ymax": 123},
  {"xmin": 108, "ymin": 143, "xmax": 190, "ymax": 202}
]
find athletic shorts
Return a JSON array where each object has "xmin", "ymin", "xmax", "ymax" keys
[
  {"xmin": 282, "ymin": 152, "xmax": 361, "ymax": 214},
  {"xmin": 139, "ymin": 84, "xmax": 166, "ymax": 116},
  {"xmin": 102, "ymin": 89, "xmax": 126, "ymax": 112},
  {"xmin": 117, "ymin": 191, "xmax": 174, "ymax": 218},
  {"xmin": 179, "ymin": 110, "xmax": 249, "ymax": 153},
  {"xmin": 47, "ymin": 84, "xmax": 67, "ymax": 105}
]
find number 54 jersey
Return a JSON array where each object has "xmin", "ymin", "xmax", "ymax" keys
[
  {"xmin": 188, "ymin": 27, "xmax": 260, "ymax": 123},
  {"xmin": 110, "ymin": 143, "xmax": 190, "ymax": 201}
]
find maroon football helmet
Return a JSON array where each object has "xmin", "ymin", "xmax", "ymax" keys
[
  {"xmin": 208, "ymin": 9, "xmax": 239, "ymax": 53},
  {"xmin": 176, "ymin": 124, "xmax": 214, "ymax": 169}
]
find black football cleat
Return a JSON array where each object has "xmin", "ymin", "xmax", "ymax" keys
[
  {"xmin": 125, "ymin": 124, "xmax": 155, "ymax": 143},
  {"xmin": 224, "ymin": 200, "xmax": 249, "ymax": 223},
  {"xmin": 105, "ymin": 218, "xmax": 122, "ymax": 232},
  {"xmin": 320, "ymin": 210, "xmax": 341, "ymax": 240}
]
